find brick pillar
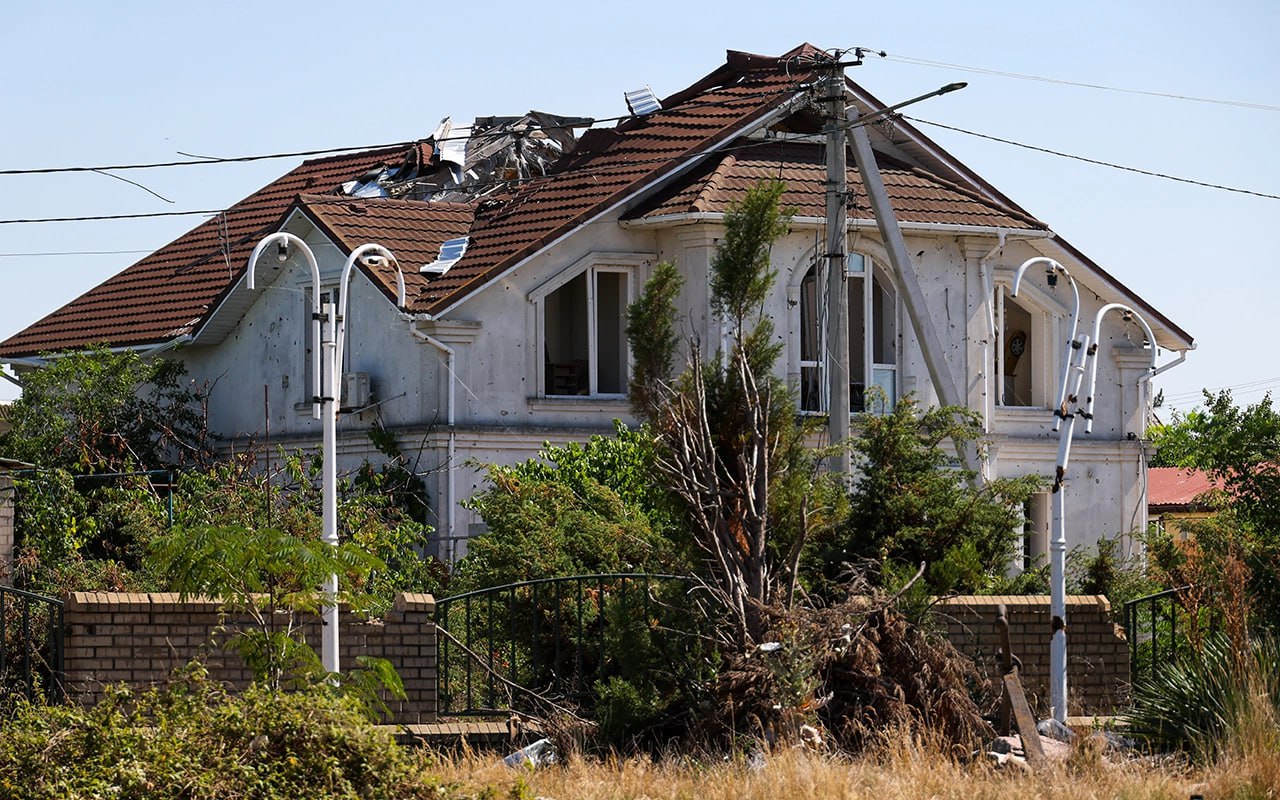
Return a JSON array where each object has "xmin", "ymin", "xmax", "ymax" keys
[{"xmin": 0, "ymin": 472, "xmax": 13, "ymax": 585}]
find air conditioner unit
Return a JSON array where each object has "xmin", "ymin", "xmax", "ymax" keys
[{"xmin": 341, "ymin": 372, "xmax": 371, "ymax": 409}]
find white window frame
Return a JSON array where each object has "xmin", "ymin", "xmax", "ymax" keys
[
  {"xmin": 529, "ymin": 252, "xmax": 649, "ymax": 399},
  {"xmin": 992, "ymin": 278, "xmax": 1060, "ymax": 410},
  {"xmin": 797, "ymin": 252, "xmax": 899, "ymax": 416}
]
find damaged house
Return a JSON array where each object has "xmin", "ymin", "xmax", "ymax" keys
[{"xmin": 0, "ymin": 45, "xmax": 1193, "ymax": 563}]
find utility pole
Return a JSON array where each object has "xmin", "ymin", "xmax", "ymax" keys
[
  {"xmin": 823, "ymin": 58, "xmax": 851, "ymax": 474},
  {"xmin": 819, "ymin": 51, "xmax": 974, "ymax": 477}
]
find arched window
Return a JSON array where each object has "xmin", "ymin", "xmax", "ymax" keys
[{"xmin": 798, "ymin": 254, "xmax": 898, "ymax": 414}]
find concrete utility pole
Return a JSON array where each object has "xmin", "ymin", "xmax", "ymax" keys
[
  {"xmin": 820, "ymin": 58, "xmax": 974, "ymax": 475},
  {"xmin": 823, "ymin": 60, "xmax": 851, "ymax": 474}
]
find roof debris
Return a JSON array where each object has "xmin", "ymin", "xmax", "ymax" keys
[{"xmin": 338, "ymin": 111, "xmax": 590, "ymax": 204}]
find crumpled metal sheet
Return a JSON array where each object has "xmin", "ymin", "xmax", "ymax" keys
[{"xmin": 339, "ymin": 111, "xmax": 590, "ymax": 204}]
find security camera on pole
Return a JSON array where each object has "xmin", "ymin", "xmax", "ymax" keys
[
  {"xmin": 1012, "ymin": 257, "xmax": 1157, "ymax": 723},
  {"xmin": 246, "ymin": 233, "xmax": 405, "ymax": 676}
]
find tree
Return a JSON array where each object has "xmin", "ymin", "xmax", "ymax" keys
[
  {"xmin": 808, "ymin": 396, "xmax": 1040, "ymax": 596},
  {"xmin": 1149, "ymin": 389, "xmax": 1280, "ymax": 531},
  {"xmin": 0, "ymin": 345, "xmax": 212, "ymax": 473},
  {"xmin": 626, "ymin": 180, "xmax": 836, "ymax": 648},
  {"xmin": 1148, "ymin": 389, "xmax": 1280, "ymax": 632}
]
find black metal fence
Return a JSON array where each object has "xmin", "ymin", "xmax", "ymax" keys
[
  {"xmin": 1123, "ymin": 585, "xmax": 1191, "ymax": 686},
  {"xmin": 0, "ymin": 586, "xmax": 64, "ymax": 702},
  {"xmin": 435, "ymin": 573, "xmax": 699, "ymax": 716}
]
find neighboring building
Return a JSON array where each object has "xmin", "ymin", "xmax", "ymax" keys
[
  {"xmin": 1147, "ymin": 467, "xmax": 1221, "ymax": 542},
  {"xmin": 0, "ymin": 45, "xmax": 1194, "ymax": 563}
]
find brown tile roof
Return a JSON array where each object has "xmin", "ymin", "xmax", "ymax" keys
[
  {"xmin": 1148, "ymin": 467, "xmax": 1222, "ymax": 510},
  {"xmin": 293, "ymin": 195, "xmax": 475, "ymax": 305},
  {"xmin": 627, "ymin": 141, "xmax": 1046, "ymax": 230},
  {"xmin": 0, "ymin": 147, "xmax": 418, "ymax": 357}
]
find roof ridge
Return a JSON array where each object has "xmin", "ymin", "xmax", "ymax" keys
[{"xmin": 689, "ymin": 153, "xmax": 739, "ymax": 213}]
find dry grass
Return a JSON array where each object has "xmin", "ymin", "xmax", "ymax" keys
[{"xmin": 422, "ymin": 739, "xmax": 1236, "ymax": 800}]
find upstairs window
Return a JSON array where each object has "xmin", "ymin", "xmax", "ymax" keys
[
  {"xmin": 994, "ymin": 287, "xmax": 1037, "ymax": 407},
  {"xmin": 536, "ymin": 263, "xmax": 633, "ymax": 397},
  {"xmin": 798, "ymin": 254, "xmax": 898, "ymax": 415}
]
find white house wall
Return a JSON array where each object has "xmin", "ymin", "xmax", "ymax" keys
[{"xmin": 172, "ymin": 204, "xmax": 1158, "ymax": 564}]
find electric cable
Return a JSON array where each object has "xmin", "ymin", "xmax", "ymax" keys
[
  {"xmin": 0, "ymin": 85, "xmax": 813, "ymax": 178},
  {"xmin": 904, "ymin": 115, "xmax": 1280, "ymax": 201},
  {"xmin": 865, "ymin": 50, "xmax": 1280, "ymax": 113}
]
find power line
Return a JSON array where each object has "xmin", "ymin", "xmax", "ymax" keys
[
  {"xmin": 868, "ymin": 50, "xmax": 1280, "ymax": 112},
  {"xmin": 0, "ymin": 249, "xmax": 155, "ymax": 258},
  {"xmin": 0, "ymin": 209, "xmax": 224, "ymax": 225},
  {"xmin": 1162, "ymin": 375, "xmax": 1280, "ymax": 401},
  {"xmin": 904, "ymin": 115, "xmax": 1280, "ymax": 201},
  {"xmin": 0, "ymin": 84, "xmax": 818, "ymax": 227},
  {"xmin": 0, "ymin": 87, "xmax": 807, "ymax": 178}
]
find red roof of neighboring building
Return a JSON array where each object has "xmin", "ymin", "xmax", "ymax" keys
[{"xmin": 1148, "ymin": 467, "xmax": 1222, "ymax": 510}]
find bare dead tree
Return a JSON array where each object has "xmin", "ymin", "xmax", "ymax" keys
[{"xmin": 627, "ymin": 181, "xmax": 819, "ymax": 650}]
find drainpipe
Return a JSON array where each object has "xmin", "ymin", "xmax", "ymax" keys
[
  {"xmin": 978, "ymin": 231, "xmax": 1007, "ymax": 436},
  {"xmin": 1138, "ymin": 345, "xmax": 1192, "ymax": 417},
  {"xmin": 410, "ymin": 326, "xmax": 457, "ymax": 559}
]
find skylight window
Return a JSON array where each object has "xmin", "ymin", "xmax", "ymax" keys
[
  {"xmin": 421, "ymin": 237, "xmax": 469, "ymax": 275},
  {"xmin": 624, "ymin": 86, "xmax": 662, "ymax": 116}
]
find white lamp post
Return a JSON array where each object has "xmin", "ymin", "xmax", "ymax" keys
[
  {"xmin": 1011, "ymin": 257, "xmax": 1157, "ymax": 724},
  {"xmin": 1012, "ymin": 256, "xmax": 1079, "ymax": 723},
  {"xmin": 246, "ymin": 233, "xmax": 404, "ymax": 675}
]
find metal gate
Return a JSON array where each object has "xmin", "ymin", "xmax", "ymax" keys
[
  {"xmin": 0, "ymin": 586, "xmax": 64, "ymax": 702},
  {"xmin": 1123, "ymin": 585, "xmax": 1191, "ymax": 685},
  {"xmin": 435, "ymin": 573, "xmax": 698, "ymax": 716}
]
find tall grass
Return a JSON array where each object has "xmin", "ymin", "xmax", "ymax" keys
[{"xmin": 429, "ymin": 743, "xmax": 1199, "ymax": 800}]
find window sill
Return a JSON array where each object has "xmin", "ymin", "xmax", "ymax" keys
[
  {"xmin": 528, "ymin": 396, "xmax": 631, "ymax": 413},
  {"xmin": 994, "ymin": 405, "xmax": 1053, "ymax": 418}
]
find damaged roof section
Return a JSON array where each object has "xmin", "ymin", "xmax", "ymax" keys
[{"xmin": 338, "ymin": 112, "xmax": 590, "ymax": 204}]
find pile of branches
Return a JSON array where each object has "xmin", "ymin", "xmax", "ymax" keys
[{"xmin": 702, "ymin": 595, "xmax": 994, "ymax": 755}]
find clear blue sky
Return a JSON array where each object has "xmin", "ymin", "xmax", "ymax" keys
[{"xmin": 2, "ymin": 1, "xmax": 1276, "ymax": 413}]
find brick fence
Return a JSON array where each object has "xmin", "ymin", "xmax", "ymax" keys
[
  {"xmin": 62, "ymin": 592, "xmax": 437, "ymax": 725},
  {"xmin": 936, "ymin": 595, "xmax": 1128, "ymax": 716},
  {"xmin": 58, "ymin": 591, "xmax": 1128, "ymax": 721}
]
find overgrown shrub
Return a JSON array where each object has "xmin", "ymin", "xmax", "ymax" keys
[
  {"xmin": 0, "ymin": 665, "xmax": 453, "ymax": 800},
  {"xmin": 457, "ymin": 424, "xmax": 689, "ymax": 589}
]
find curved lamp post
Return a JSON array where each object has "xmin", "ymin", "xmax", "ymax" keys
[
  {"xmin": 1011, "ymin": 256, "xmax": 1157, "ymax": 723},
  {"xmin": 1012, "ymin": 257, "xmax": 1080, "ymax": 431},
  {"xmin": 246, "ymin": 233, "xmax": 404, "ymax": 675}
]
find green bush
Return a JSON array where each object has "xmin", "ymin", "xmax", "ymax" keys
[
  {"xmin": 807, "ymin": 396, "xmax": 1041, "ymax": 597},
  {"xmin": 0, "ymin": 666, "xmax": 456, "ymax": 800}
]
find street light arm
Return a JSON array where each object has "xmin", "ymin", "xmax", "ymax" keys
[
  {"xmin": 247, "ymin": 232, "xmax": 323, "ymax": 420},
  {"xmin": 1082, "ymin": 303, "xmax": 1158, "ymax": 434},
  {"xmin": 335, "ymin": 244, "xmax": 403, "ymax": 376},
  {"xmin": 1012, "ymin": 256, "xmax": 1080, "ymax": 430}
]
